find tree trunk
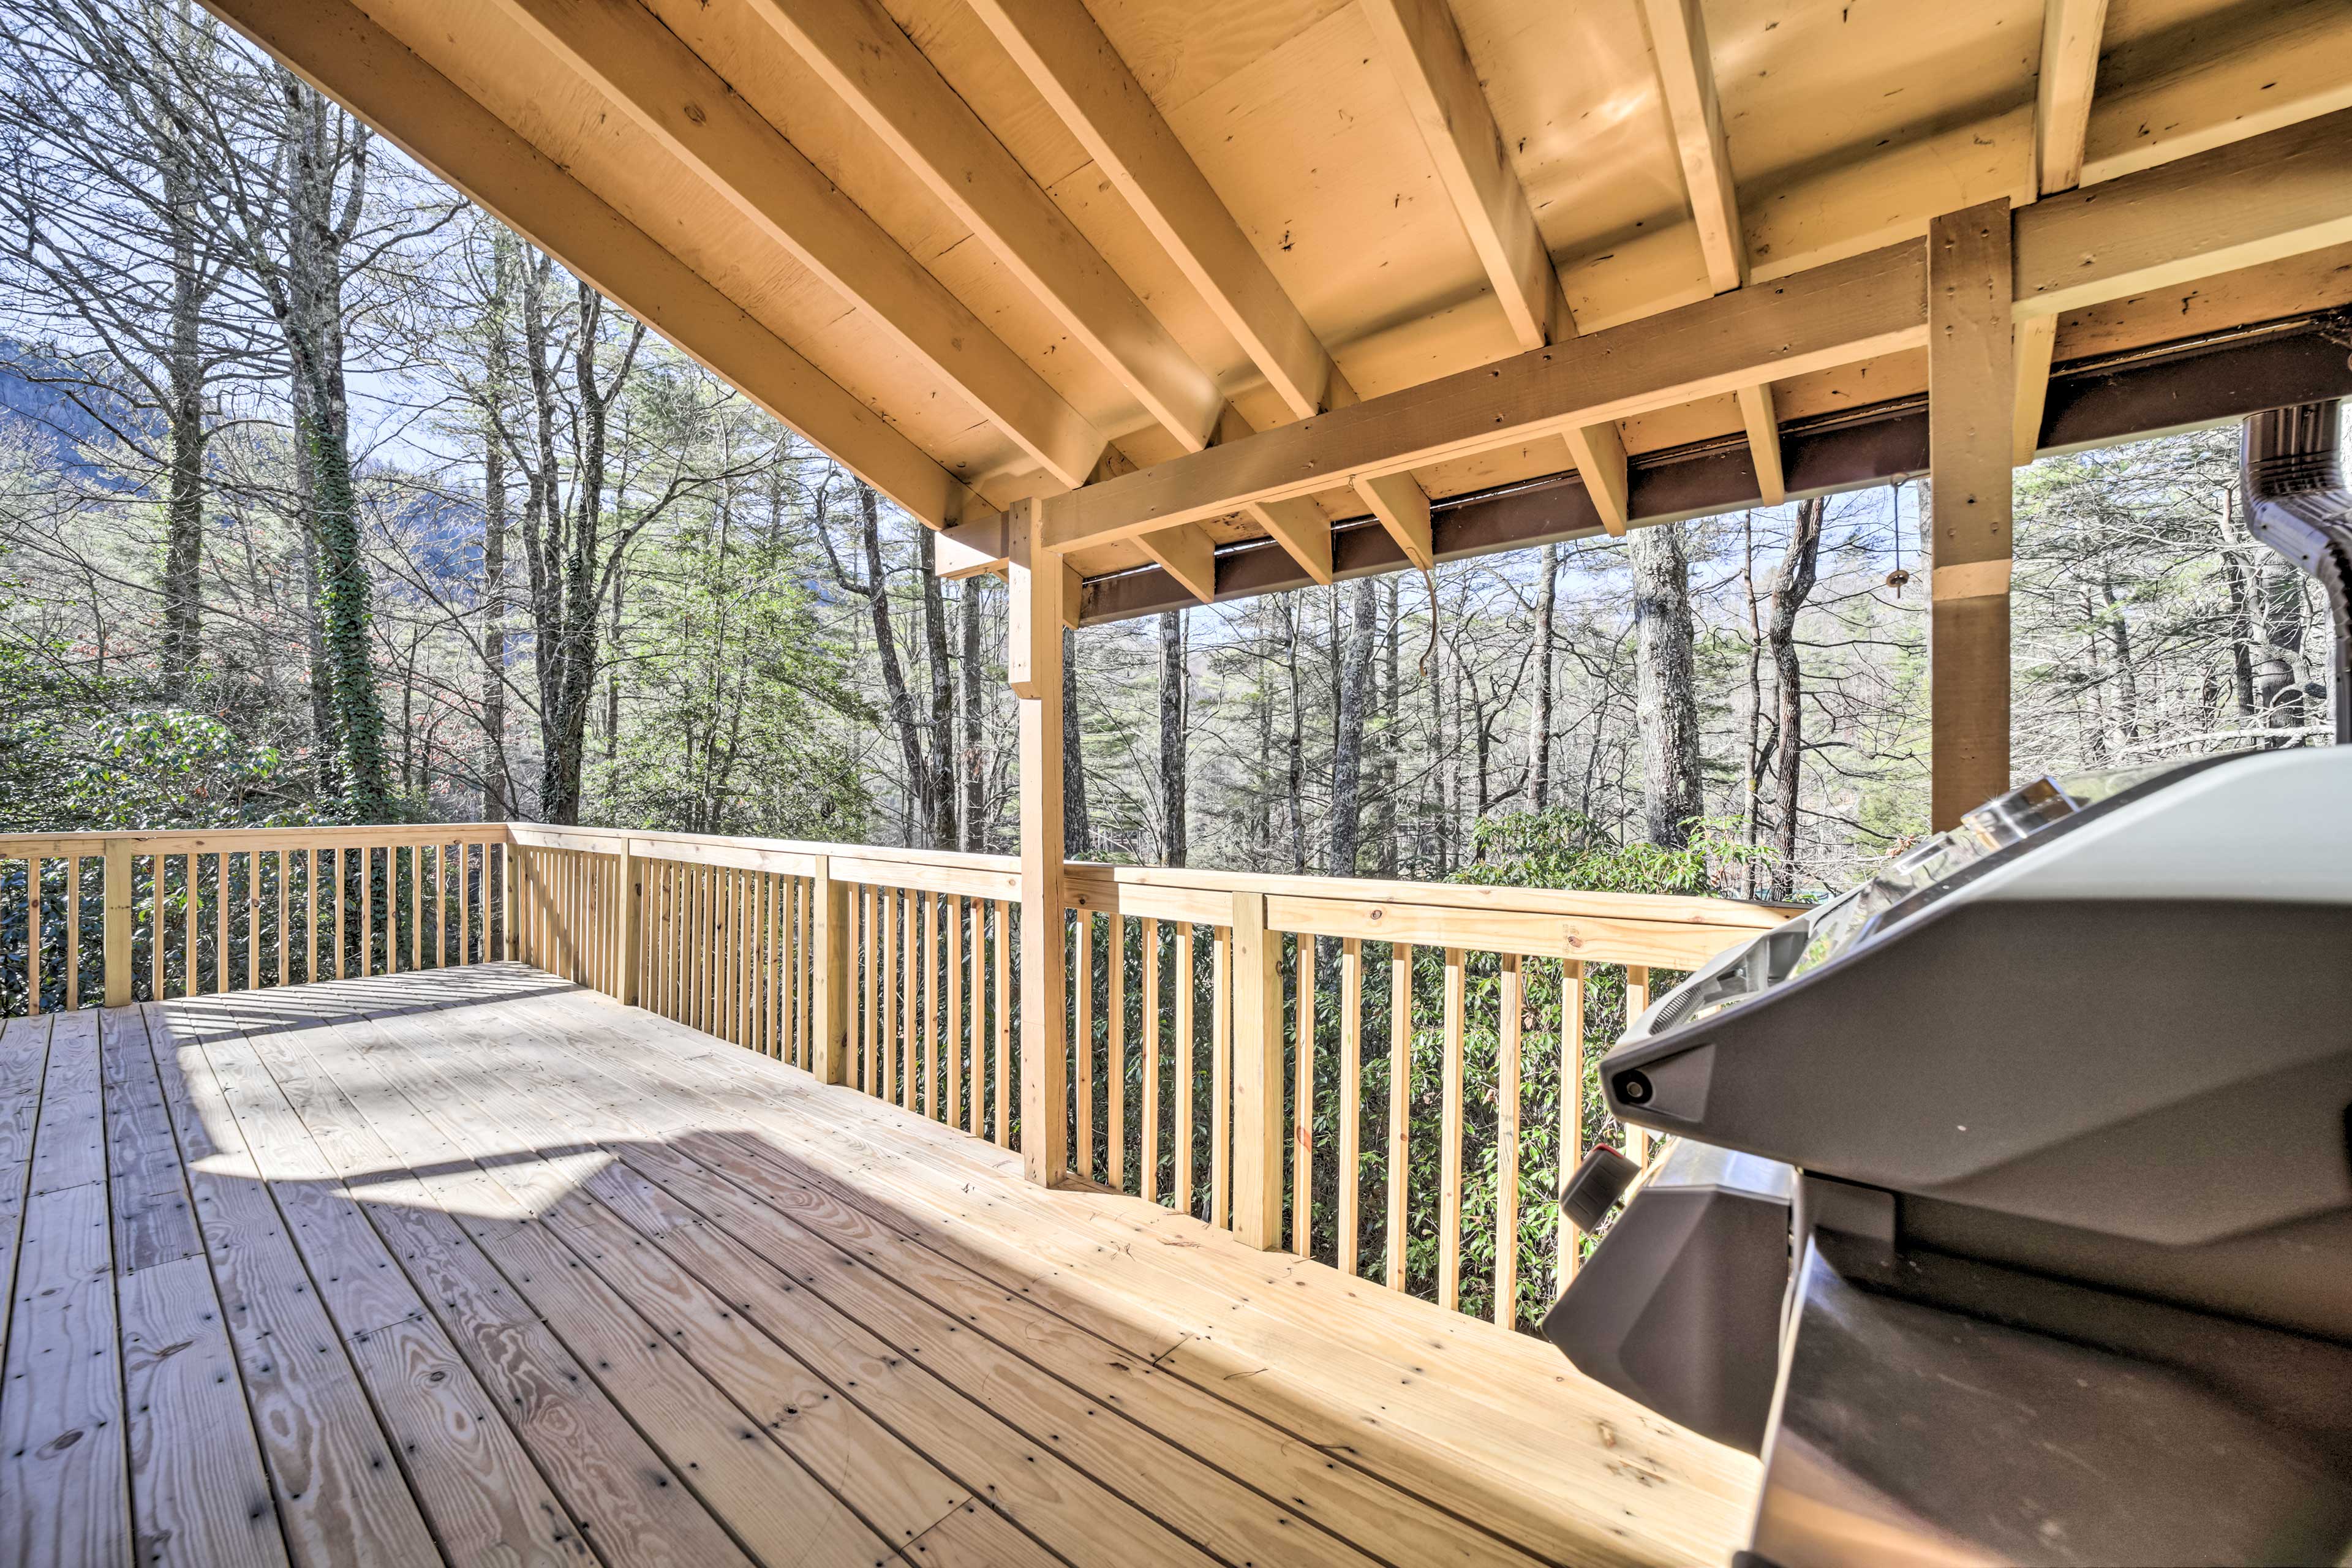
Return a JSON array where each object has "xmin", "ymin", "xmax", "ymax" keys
[
  {"xmin": 919, "ymin": 528, "xmax": 957, "ymax": 850},
  {"xmin": 1767, "ymin": 498, "xmax": 1823, "ymax": 897},
  {"xmin": 1630, "ymin": 522, "xmax": 1703, "ymax": 849},
  {"xmin": 158, "ymin": 108, "xmax": 205, "ymax": 698},
  {"xmin": 1378, "ymin": 578, "xmax": 1398, "ymax": 875},
  {"xmin": 1740, "ymin": 511, "xmax": 1763, "ymax": 899},
  {"xmin": 1158, "ymin": 609, "xmax": 1187, "ymax": 867},
  {"xmin": 281, "ymin": 76, "xmax": 390, "ymax": 819},
  {"xmin": 1526, "ymin": 541, "xmax": 1556, "ymax": 810},
  {"xmin": 1063, "ymin": 626, "xmax": 1090, "ymax": 856},
  {"xmin": 853, "ymin": 482, "xmax": 929, "ymax": 843},
  {"xmin": 1285, "ymin": 597, "xmax": 1305, "ymax": 874},
  {"xmin": 479, "ymin": 230, "xmax": 514, "ymax": 819},
  {"xmin": 1328, "ymin": 577, "xmax": 1377, "ymax": 876},
  {"xmin": 2099, "ymin": 573, "xmax": 2139, "ymax": 744},
  {"xmin": 960, "ymin": 578, "xmax": 986, "ymax": 851}
]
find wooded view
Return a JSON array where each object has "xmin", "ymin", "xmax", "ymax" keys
[
  {"xmin": 0, "ymin": 0, "xmax": 2341, "ymax": 1332},
  {"xmin": 8, "ymin": 3, "xmax": 2325, "ymax": 883}
]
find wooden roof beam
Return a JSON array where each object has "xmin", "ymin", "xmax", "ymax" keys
[
  {"xmin": 1046, "ymin": 241, "xmax": 1930, "ymax": 548},
  {"xmin": 202, "ymin": 0, "xmax": 981, "ymax": 530},
  {"xmin": 1361, "ymin": 0, "xmax": 1566, "ymax": 350},
  {"xmin": 1640, "ymin": 0, "xmax": 1790, "ymax": 505},
  {"xmin": 971, "ymin": 0, "xmax": 1420, "ymax": 584},
  {"xmin": 744, "ymin": 0, "xmax": 1221, "ymax": 451},
  {"xmin": 1360, "ymin": 0, "xmax": 1627, "ymax": 545},
  {"xmin": 962, "ymin": 0, "xmax": 1332, "ymax": 423},
  {"xmin": 2035, "ymin": 0, "xmax": 2110, "ymax": 199},
  {"xmin": 1641, "ymin": 0, "xmax": 1744, "ymax": 295},
  {"xmin": 1044, "ymin": 105, "xmax": 2352, "ymax": 551},
  {"xmin": 743, "ymin": 0, "xmax": 1276, "ymax": 597},
  {"xmin": 483, "ymin": 0, "xmax": 1105, "ymax": 492},
  {"xmin": 2017, "ymin": 0, "xmax": 2110, "ymax": 464}
]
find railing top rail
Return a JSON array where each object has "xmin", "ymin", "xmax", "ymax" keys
[
  {"xmin": 4, "ymin": 820, "xmax": 1797, "ymax": 944},
  {"xmin": 0, "ymin": 823, "xmax": 512, "ymax": 857}
]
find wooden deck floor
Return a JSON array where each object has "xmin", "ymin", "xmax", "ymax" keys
[{"xmin": 0, "ymin": 964, "xmax": 1756, "ymax": 1568}]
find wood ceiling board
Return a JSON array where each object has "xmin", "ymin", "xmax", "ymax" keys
[
  {"xmin": 2084, "ymin": 0, "xmax": 2352, "ymax": 185},
  {"xmin": 1040, "ymin": 160, "xmax": 1259, "ymax": 404},
  {"xmin": 744, "ymin": 0, "xmax": 1229, "ymax": 450},
  {"xmin": 1080, "ymin": 0, "xmax": 1357, "ymax": 116},
  {"xmin": 1163, "ymin": 4, "xmax": 1500, "ymax": 367},
  {"xmin": 1452, "ymin": 0, "xmax": 1694, "ymax": 264},
  {"xmin": 1746, "ymin": 104, "xmax": 2036, "ymax": 284},
  {"xmin": 486, "ymin": 0, "xmax": 1107, "ymax": 488},
  {"xmin": 877, "ymin": 0, "xmax": 1098, "ymax": 190},
  {"xmin": 641, "ymin": 0, "xmax": 1177, "ymax": 438},
  {"xmin": 1771, "ymin": 350, "xmax": 1928, "ymax": 424},
  {"xmin": 1321, "ymin": 292, "xmax": 1526, "ymax": 401},
  {"xmin": 2052, "ymin": 239, "xmax": 2352, "ymax": 360},
  {"xmin": 1408, "ymin": 438, "xmax": 1588, "ymax": 503},
  {"xmin": 1558, "ymin": 224, "xmax": 1716, "ymax": 333},
  {"xmin": 1710, "ymin": 0, "xmax": 2041, "ymax": 190},
  {"xmin": 359, "ymin": 0, "xmax": 1010, "ymax": 465}
]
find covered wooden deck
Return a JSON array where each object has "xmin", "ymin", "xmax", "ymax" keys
[{"xmin": 1, "ymin": 962, "xmax": 1755, "ymax": 1568}]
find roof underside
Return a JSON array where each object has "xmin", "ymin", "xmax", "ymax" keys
[{"xmin": 208, "ymin": 0, "xmax": 2352, "ymax": 603}]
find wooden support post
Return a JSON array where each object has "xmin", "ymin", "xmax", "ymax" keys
[
  {"xmin": 812, "ymin": 854, "xmax": 849, "ymax": 1084},
  {"xmin": 1008, "ymin": 497, "xmax": 1070, "ymax": 1185},
  {"xmin": 1928, "ymin": 200, "xmax": 2018, "ymax": 831},
  {"xmin": 1229, "ymin": 889, "xmax": 1283, "ymax": 1250},
  {"xmin": 616, "ymin": 840, "xmax": 644, "ymax": 1006},
  {"xmin": 102, "ymin": 839, "xmax": 132, "ymax": 1008}
]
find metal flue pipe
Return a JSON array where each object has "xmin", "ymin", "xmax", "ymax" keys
[{"xmin": 2241, "ymin": 401, "xmax": 2352, "ymax": 744}]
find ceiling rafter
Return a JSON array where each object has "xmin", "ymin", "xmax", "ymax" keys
[
  {"xmin": 202, "ymin": 0, "xmax": 982, "ymax": 529},
  {"xmin": 1357, "ymin": 0, "xmax": 1630, "ymax": 533},
  {"xmin": 742, "ymin": 0, "xmax": 1256, "ymax": 589},
  {"xmin": 2017, "ymin": 0, "xmax": 2112, "ymax": 463},
  {"xmin": 1039, "ymin": 107, "xmax": 2352, "ymax": 552},
  {"xmin": 1638, "ymin": 0, "xmax": 1785, "ymax": 505},
  {"xmin": 484, "ymin": 0, "xmax": 1107, "ymax": 491},
  {"xmin": 966, "ymin": 0, "xmax": 1431, "ymax": 581}
]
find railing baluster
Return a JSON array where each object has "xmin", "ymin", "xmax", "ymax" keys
[
  {"xmin": 1107, "ymin": 913, "xmax": 1125, "ymax": 1194},
  {"xmin": 1560, "ymin": 959, "xmax": 1587, "ymax": 1290},
  {"xmin": 1211, "ymin": 919, "xmax": 1231, "ymax": 1232},
  {"xmin": 1292, "ymin": 933, "xmax": 1315, "ymax": 1256},
  {"xmin": 1624, "ymin": 965, "xmax": 1651, "ymax": 1167},
  {"xmin": 1142, "ymin": 918, "xmax": 1161, "ymax": 1204},
  {"xmin": 1338, "ymin": 936, "xmax": 1362, "ymax": 1278},
  {"xmin": 993, "ymin": 897, "xmax": 1011, "ymax": 1148},
  {"xmin": 1074, "ymin": 910, "xmax": 1092, "ymax": 1173},
  {"xmin": 183, "ymin": 853, "xmax": 198, "ymax": 997},
  {"xmin": 1175, "ymin": 922, "xmax": 1194, "ymax": 1215},
  {"xmin": 1439, "ymin": 946, "xmax": 1466, "ymax": 1310},
  {"xmin": 28, "ymin": 856, "xmax": 43, "ymax": 1015},
  {"xmin": 1387, "ymin": 941, "xmax": 1412, "ymax": 1292},
  {"xmin": 1496, "ymin": 953, "xmax": 1523, "ymax": 1329}
]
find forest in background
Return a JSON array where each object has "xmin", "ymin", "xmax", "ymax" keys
[
  {"xmin": 6, "ymin": 0, "xmax": 2331, "ymax": 894},
  {"xmin": 4, "ymin": 0, "xmax": 2342, "ymax": 1324}
]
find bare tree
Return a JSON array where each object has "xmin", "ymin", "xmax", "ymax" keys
[
  {"xmin": 1158, "ymin": 608, "xmax": 1188, "ymax": 866},
  {"xmin": 1630, "ymin": 522, "xmax": 1703, "ymax": 848},
  {"xmin": 1328, "ymin": 576, "xmax": 1378, "ymax": 875},
  {"xmin": 1526, "ymin": 541, "xmax": 1557, "ymax": 809},
  {"xmin": 1765, "ymin": 497, "xmax": 1823, "ymax": 895}
]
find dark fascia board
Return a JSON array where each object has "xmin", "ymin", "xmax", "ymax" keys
[{"xmin": 1079, "ymin": 315, "xmax": 2352, "ymax": 627}]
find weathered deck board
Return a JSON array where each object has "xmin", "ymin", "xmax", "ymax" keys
[{"xmin": 13, "ymin": 966, "xmax": 1755, "ymax": 1568}]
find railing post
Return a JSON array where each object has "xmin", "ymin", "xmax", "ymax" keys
[
  {"xmin": 617, "ymin": 839, "xmax": 644, "ymax": 1005},
  {"xmin": 102, "ymin": 837, "xmax": 132, "ymax": 1008},
  {"xmin": 1008, "ymin": 498, "xmax": 1069, "ymax": 1185},
  {"xmin": 1231, "ymin": 889, "xmax": 1283, "ymax": 1249},
  {"xmin": 811, "ymin": 854, "xmax": 849, "ymax": 1084}
]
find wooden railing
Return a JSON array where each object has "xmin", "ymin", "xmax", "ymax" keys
[
  {"xmin": 0, "ymin": 825, "xmax": 510, "ymax": 1014},
  {"xmin": 3, "ymin": 822, "xmax": 1789, "ymax": 1329}
]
